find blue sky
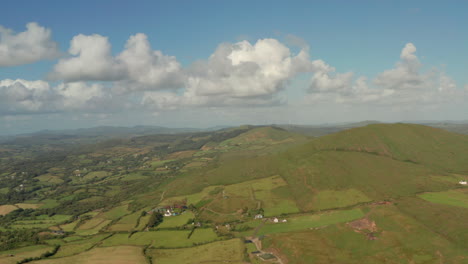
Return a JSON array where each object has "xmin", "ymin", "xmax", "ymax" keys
[{"xmin": 1, "ymin": 0, "xmax": 467, "ymax": 134}]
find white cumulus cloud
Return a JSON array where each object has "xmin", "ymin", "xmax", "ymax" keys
[
  {"xmin": 374, "ymin": 43, "xmax": 430, "ymax": 91},
  {"xmin": 0, "ymin": 79, "xmax": 56, "ymax": 113},
  {"xmin": 305, "ymin": 42, "xmax": 465, "ymax": 106},
  {"xmin": 0, "ymin": 22, "xmax": 60, "ymax": 67},
  {"xmin": 117, "ymin": 33, "xmax": 183, "ymax": 89},
  {"xmin": 50, "ymin": 34, "xmax": 125, "ymax": 82},
  {"xmin": 142, "ymin": 38, "xmax": 310, "ymax": 110},
  {"xmin": 185, "ymin": 38, "xmax": 311, "ymax": 98},
  {"xmin": 0, "ymin": 79, "xmax": 114, "ymax": 115},
  {"xmin": 51, "ymin": 33, "xmax": 183, "ymax": 90}
]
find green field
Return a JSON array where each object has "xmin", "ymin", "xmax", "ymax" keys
[
  {"xmin": 78, "ymin": 218, "xmax": 107, "ymax": 230},
  {"xmin": 30, "ymin": 246, "xmax": 146, "ymax": 264},
  {"xmin": 76, "ymin": 218, "xmax": 111, "ymax": 235},
  {"xmin": 1, "ymin": 124, "xmax": 468, "ymax": 264},
  {"xmin": 101, "ymin": 229, "xmax": 220, "ymax": 248},
  {"xmin": 162, "ymin": 175, "xmax": 299, "ymax": 219},
  {"xmin": 52, "ymin": 234, "xmax": 109, "ymax": 258},
  {"xmin": 120, "ymin": 173, "xmax": 148, "ymax": 181},
  {"xmin": 10, "ymin": 214, "xmax": 72, "ymax": 229},
  {"xmin": 313, "ymin": 189, "xmax": 372, "ymax": 210},
  {"xmin": 39, "ymin": 199, "xmax": 60, "ymax": 209},
  {"xmin": 255, "ymin": 208, "xmax": 365, "ymax": 236},
  {"xmin": 108, "ymin": 212, "xmax": 140, "ymax": 232},
  {"xmin": 161, "ymin": 185, "xmax": 220, "ymax": 206},
  {"xmin": 222, "ymin": 175, "xmax": 299, "ymax": 216},
  {"xmin": 36, "ymin": 174, "xmax": 64, "ymax": 184},
  {"xmin": 157, "ymin": 211, "xmax": 194, "ymax": 229},
  {"xmin": 99, "ymin": 204, "xmax": 130, "ymax": 220},
  {"xmin": 15, "ymin": 203, "xmax": 42, "ymax": 209},
  {"xmin": 150, "ymin": 159, "xmax": 175, "ymax": 168},
  {"xmin": 419, "ymin": 189, "xmax": 468, "ymax": 208},
  {"xmin": 262, "ymin": 204, "xmax": 468, "ymax": 263},
  {"xmin": 0, "ymin": 245, "xmax": 54, "ymax": 264},
  {"xmin": 60, "ymin": 221, "xmax": 79, "ymax": 232},
  {"xmin": 136, "ymin": 215, "xmax": 150, "ymax": 230},
  {"xmin": 83, "ymin": 171, "xmax": 108, "ymax": 181},
  {"xmin": 149, "ymin": 239, "xmax": 245, "ymax": 264}
]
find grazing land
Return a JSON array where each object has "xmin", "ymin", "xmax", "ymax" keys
[
  {"xmin": 0, "ymin": 124, "xmax": 467, "ymax": 263},
  {"xmin": 419, "ymin": 189, "xmax": 468, "ymax": 208},
  {"xmin": 255, "ymin": 209, "xmax": 365, "ymax": 236},
  {"xmin": 30, "ymin": 246, "xmax": 146, "ymax": 264},
  {"xmin": 149, "ymin": 239, "xmax": 245, "ymax": 264},
  {"xmin": 101, "ymin": 229, "xmax": 220, "ymax": 248},
  {"xmin": 0, "ymin": 245, "xmax": 53, "ymax": 264}
]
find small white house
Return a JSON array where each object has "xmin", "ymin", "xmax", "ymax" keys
[
  {"xmin": 254, "ymin": 214, "xmax": 263, "ymax": 219},
  {"xmin": 282, "ymin": 219, "xmax": 287, "ymax": 223},
  {"xmin": 459, "ymin": 180, "xmax": 467, "ymax": 185},
  {"xmin": 164, "ymin": 210, "xmax": 172, "ymax": 217},
  {"xmin": 273, "ymin": 217, "xmax": 279, "ymax": 223}
]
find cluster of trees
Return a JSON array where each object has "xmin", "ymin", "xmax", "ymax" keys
[
  {"xmin": 16, "ymin": 245, "xmax": 60, "ymax": 263},
  {"xmin": 0, "ymin": 209, "xmax": 36, "ymax": 227},
  {"xmin": 0, "ymin": 229, "xmax": 44, "ymax": 251},
  {"xmin": 147, "ymin": 212, "xmax": 163, "ymax": 228}
]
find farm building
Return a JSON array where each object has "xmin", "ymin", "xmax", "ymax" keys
[{"xmin": 164, "ymin": 209, "xmax": 172, "ymax": 217}]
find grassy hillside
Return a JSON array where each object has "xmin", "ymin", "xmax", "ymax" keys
[
  {"xmin": 303, "ymin": 123, "xmax": 468, "ymax": 173},
  {"xmin": 161, "ymin": 124, "xmax": 468, "ymax": 211},
  {"xmin": 1, "ymin": 123, "xmax": 467, "ymax": 264}
]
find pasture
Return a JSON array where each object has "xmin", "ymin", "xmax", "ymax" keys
[
  {"xmin": 15, "ymin": 203, "xmax": 42, "ymax": 209},
  {"xmin": 161, "ymin": 175, "xmax": 299, "ymax": 217},
  {"xmin": 76, "ymin": 219, "xmax": 111, "ymax": 236},
  {"xmin": 83, "ymin": 171, "xmax": 108, "ymax": 181},
  {"xmin": 136, "ymin": 215, "xmax": 150, "ymax": 230},
  {"xmin": 30, "ymin": 246, "xmax": 146, "ymax": 264},
  {"xmin": 255, "ymin": 208, "xmax": 365, "ymax": 236},
  {"xmin": 10, "ymin": 214, "xmax": 71, "ymax": 229},
  {"xmin": 51, "ymin": 234, "xmax": 109, "ymax": 258},
  {"xmin": 149, "ymin": 239, "xmax": 245, "ymax": 264},
  {"xmin": 100, "ymin": 229, "xmax": 220, "ymax": 248},
  {"xmin": 39, "ymin": 199, "xmax": 60, "ymax": 209},
  {"xmin": 418, "ymin": 189, "xmax": 468, "ymax": 208},
  {"xmin": 108, "ymin": 212, "xmax": 140, "ymax": 231},
  {"xmin": 60, "ymin": 221, "xmax": 78, "ymax": 232},
  {"xmin": 35, "ymin": 174, "xmax": 64, "ymax": 184},
  {"xmin": 312, "ymin": 189, "xmax": 372, "ymax": 210},
  {"xmin": 262, "ymin": 203, "xmax": 468, "ymax": 263},
  {"xmin": 0, "ymin": 245, "xmax": 53, "ymax": 264},
  {"xmin": 99, "ymin": 204, "xmax": 130, "ymax": 220},
  {"xmin": 157, "ymin": 211, "xmax": 194, "ymax": 229}
]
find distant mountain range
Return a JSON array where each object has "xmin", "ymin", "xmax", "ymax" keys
[{"xmin": 2, "ymin": 121, "xmax": 467, "ymax": 145}]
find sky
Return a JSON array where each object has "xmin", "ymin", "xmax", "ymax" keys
[{"xmin": 1, "ymin": 0, "xmax": 467, "ymax": 135}]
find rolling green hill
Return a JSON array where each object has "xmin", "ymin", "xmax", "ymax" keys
[
  {"xmin": 1, "ymin": 124, "xmax": 467, "ymax": 263},
  {"xmin": 303, "ymin": 123, "xmax": 468, "ymax": 172},
  {"xmin": 161, "ymin": 124, "xmax": 468, "ymax": 209}
]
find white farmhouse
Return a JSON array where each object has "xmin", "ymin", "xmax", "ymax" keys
[
  {"xmin": 254, "ymin": 214, "xmax": 263, "ymax": 219},
  {"xmin": 459, "ymin": 180, "xmax": 467, "ymax": 185}
]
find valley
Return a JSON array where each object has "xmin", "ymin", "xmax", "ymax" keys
[{"xmin": 0, "ymin": 124, "xmax": 467, "ymax": 264}]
